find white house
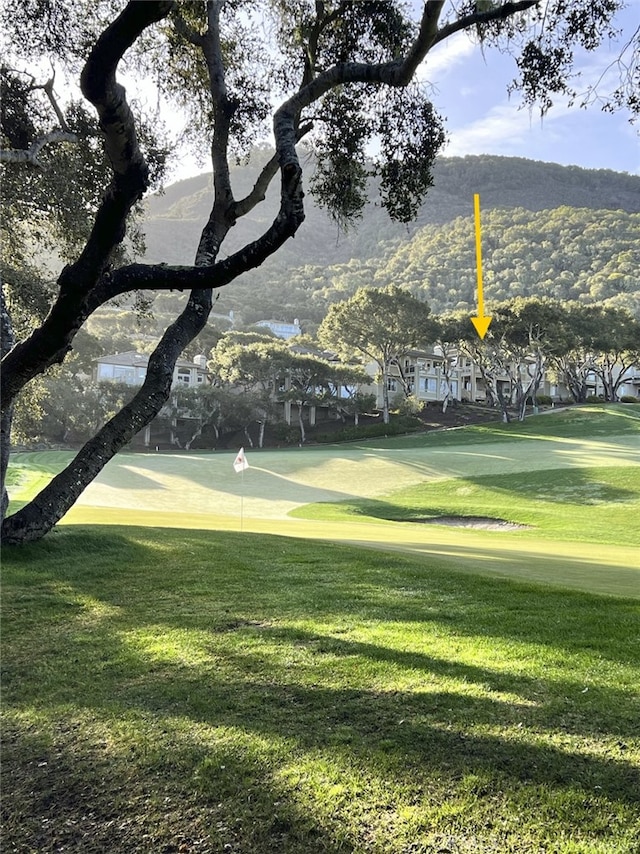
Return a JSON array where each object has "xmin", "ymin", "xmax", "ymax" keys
[
  {"xmin": 254, "ymin": 319, "xmax": 301, "ymax": 339},
  {"xmin": 94, "ymin": 351, "xmax": 209, "ymax": 388}
]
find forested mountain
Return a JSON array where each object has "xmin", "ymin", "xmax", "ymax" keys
[{"xmin": 140, "ymin": 153, "xmax": 640, "ymax": 327}]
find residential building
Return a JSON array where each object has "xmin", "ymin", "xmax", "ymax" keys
[
  {"xmin": 618, "ymin": 368, "xmax": 640, "ymax": 398},
  {"xmin": 364, "ymin": 347, "xmax": 570, "ymax": 410},
  {"xmin": 94, "ymin": 351, "xmax": 209, "ymax": 388},
  {"xmin": 254, "ymin": 319, "xmax": 301, "ymax": 339}
]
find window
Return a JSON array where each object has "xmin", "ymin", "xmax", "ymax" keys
[
  {"xmin": 177, "ymin": 369, "xmax": 191, "ymax": 385},
  {"xmin": 113, "ymin": 366, "xmax": 135, "ymax": 384},
  {"xmin": 387, "ymin": 378, "xmax": 397, "ymax": 392},
  {"xmin": 97, "ymin": 364, "xmax": 114, "ymax": 380},
  {"xmin": 422, "ymin": 378, "xmax": 437, "ymax": 393}
]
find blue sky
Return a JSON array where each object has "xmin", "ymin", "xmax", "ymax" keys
[{"xmin": 419, "ymin": 3, "xmax": 639, "ymax": 175}]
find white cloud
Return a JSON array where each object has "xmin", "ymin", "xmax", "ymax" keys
[
  {"xmin": 444, "ymin": 102, "xmax": 560, "ymax": 157},
  {"xmin": 443, "ymin": 93, "xmax": 639, "ymax": 174},
  {"xmin": 419, "ymin": 31, "xmax": 476, "ymax": 85}
]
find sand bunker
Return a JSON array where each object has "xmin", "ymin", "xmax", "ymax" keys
[{"xmin": 413, "ymin": 515, "xmax": 530, "ymax": 531}]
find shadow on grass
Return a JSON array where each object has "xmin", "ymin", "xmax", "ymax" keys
[
  {"xmin": 1, "ymin": 714, "xmax": 318, "ymax": 854},
  {"xmin": 3, "ymin": 527, "xmax": 639, "ymax": 851},
  {"xmin": 3, "ymin": 528, "xmax": 638, "ymax": 661},
  {"xmin": 3, "ymin": 624, "xmax": 639, "ymax": 851},
  {"xmin": 4, "ymin": 628, "xmax": 639, "ymax": 848}
]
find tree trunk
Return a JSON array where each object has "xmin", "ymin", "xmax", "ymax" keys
[
  {"xmin": 1, "ymin": 287, "xmax": 15, "ymax": 522},
  {"xmin": 517, "ymin": 389, "xmax": 528, "ymax": 421},
  {"xmin": 2, "ymin": 293, "xmax": 212, "ymax": 543},
  {"xmin": 297, "ymin": 403, "xmax": 306, "ymax": 443},
  {"xmin": 381, "ymin": 365, "xmax": 390, "ymax": 424},
  {"xmin": 185, "ymin": 423, "xmax": 203, "ymax": 451},
  {"xmin": 495, "ymin": 384, "xmax": 511, "ymax": 423},
  {"xmin": 1, "ymin": 0, "xmax": 309, "ymax": 545},
  {"xmin": 596, "ymin": 356, "xmax": 617, "ymax": 401}
]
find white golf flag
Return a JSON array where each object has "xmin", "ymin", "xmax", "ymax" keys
[{"xmin": 233, "ymin": 447, "xmax": 249, "ymax": 473}]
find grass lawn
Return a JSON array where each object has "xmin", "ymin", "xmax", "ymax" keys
[
  {"xmin": 7, "ymin": 404, "xmax": 640, "ymax": 596},
  {"xmin": 2, "ymin": 526, "xmax": 639, "ymax": 853},
  {"xmin": 2, "ymin": 405, "xmax": 640, "ymax": 851}
]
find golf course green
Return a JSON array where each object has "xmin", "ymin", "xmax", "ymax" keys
[{"xmin": 7, "ymin": 404, "xmax": 640, "ymax": 597}]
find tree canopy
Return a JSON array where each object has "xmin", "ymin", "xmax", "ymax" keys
[
  {"xmin": 2, "ymin": 0, "xmax": 638, "ymax": 544},
  {"xmin": 318, "ymin": 285, "xmax": 437, "ymax": 423}
]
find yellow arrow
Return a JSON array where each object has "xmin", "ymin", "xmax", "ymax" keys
[{"xmin": 471, "ymin": 193, "xmax": 492, "ymax": 339}]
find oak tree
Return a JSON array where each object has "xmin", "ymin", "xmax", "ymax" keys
[
  {"xmin": 2, "ymin": 0, "xmax": 637, "ymax": 543},
  {"xmin": 318, "ymin": 285, "xmax": 436, "ymax": 423}
]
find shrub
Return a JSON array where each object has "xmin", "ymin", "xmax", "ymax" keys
[
  {"xmin": 619, "ymin": 395, "xmax": 639, "ymax": 403},
  {"xmin": 585, "ymin": 394, "xmax": 605, "ymax": 404},
  {"xmin": 270, "ymin": 423, "xmax": 300, "ymax": 444},
  {"xmin": 314, "ymin": 415, "xmax": 423, "ymax": 443},
  {"xmin": 534, "ymin": 395, "xmax": 553, "ymax": 406},
  {"xmin": 397, "ymin": 395, "xmax": 425, "ymax": 416}
]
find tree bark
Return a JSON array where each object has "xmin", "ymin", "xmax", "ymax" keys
[
  {"xmin": 381, "ymin": 363, "xmax": 391, "ymax": 424},
  {"xmin": 1, "ymin": 287, "xmax": 16, "ymax": 522},
  {"xmin": 1, "ymin": 1, "xmax": 175, "ymax": 412},
  {"xmin": 1, "ymin": 290, "xmax": 213, "ymax": 543}
]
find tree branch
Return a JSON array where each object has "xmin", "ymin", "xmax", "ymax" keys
[
  {"xmin": 431, "ymin": 0, "xmax": 539, "ymax": 48},
  {"xmin": 171, "ymin": 5, "xmax": 205, "ymax": 47},
  {"xmin": 0, "ymin": 130, "xmax": 77, "ymax": 167},
  {"xmin": 234, "ymin": 122, "xmax": 313, "ymax": 218},
  {"xmin": 1, "ymin": 1, "xmax": 176, "ymax": 410},
  {"xmin": 42, "ymin": 73, "xmax": 72, "ymax": 132}
]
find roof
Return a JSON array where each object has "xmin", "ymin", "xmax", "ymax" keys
[{"xmin": 95, "ymin": 351, "xmax": 205, "ymax": 370}]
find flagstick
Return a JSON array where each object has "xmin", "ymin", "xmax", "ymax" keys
[{"xmin": 233, "ymin": 447, "xmax": 249, "ymax": 534}]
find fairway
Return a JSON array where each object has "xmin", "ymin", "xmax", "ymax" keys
[{"xmin": 7, "ymin": 405, "xmax": 640, "ymax": 597}]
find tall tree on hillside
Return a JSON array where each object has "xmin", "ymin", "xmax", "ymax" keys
[
  {"xmin": 491, "ymin": 298, "xmax": 570, "ymax": 420},
  {"xmin": 325, "ymin": 364, "xmax": 374, "ymax": 428},
  {"xmin": 432, "ymin": 314, "xmax": 470, "ymax": 413},
  {"xmin": 318, "ymin": 285, "xmax": 436, "ymax": 424},
  {"xmin": 279, "ymin": 351, "xmax": 338, "ymax": 445},
  {"xmin": 451, "ymin": 299, "xmax": 571, "ymax": 421},
  {"xmin": 551, "ymin": 303, "xmax": 602, "ymax": 404},
  {"xmin": 2, "ymin": 0, "xmax": 638, "ymax": 544}
]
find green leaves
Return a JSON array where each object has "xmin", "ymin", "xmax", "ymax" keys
[{"xmin": 375, "ymin": 90, "xmax": 446, "ymax": 223}]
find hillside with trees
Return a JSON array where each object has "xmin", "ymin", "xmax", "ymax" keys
[{"xmin": 141, "ymin": 155, "xmax": 640, "ymax": 326}]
